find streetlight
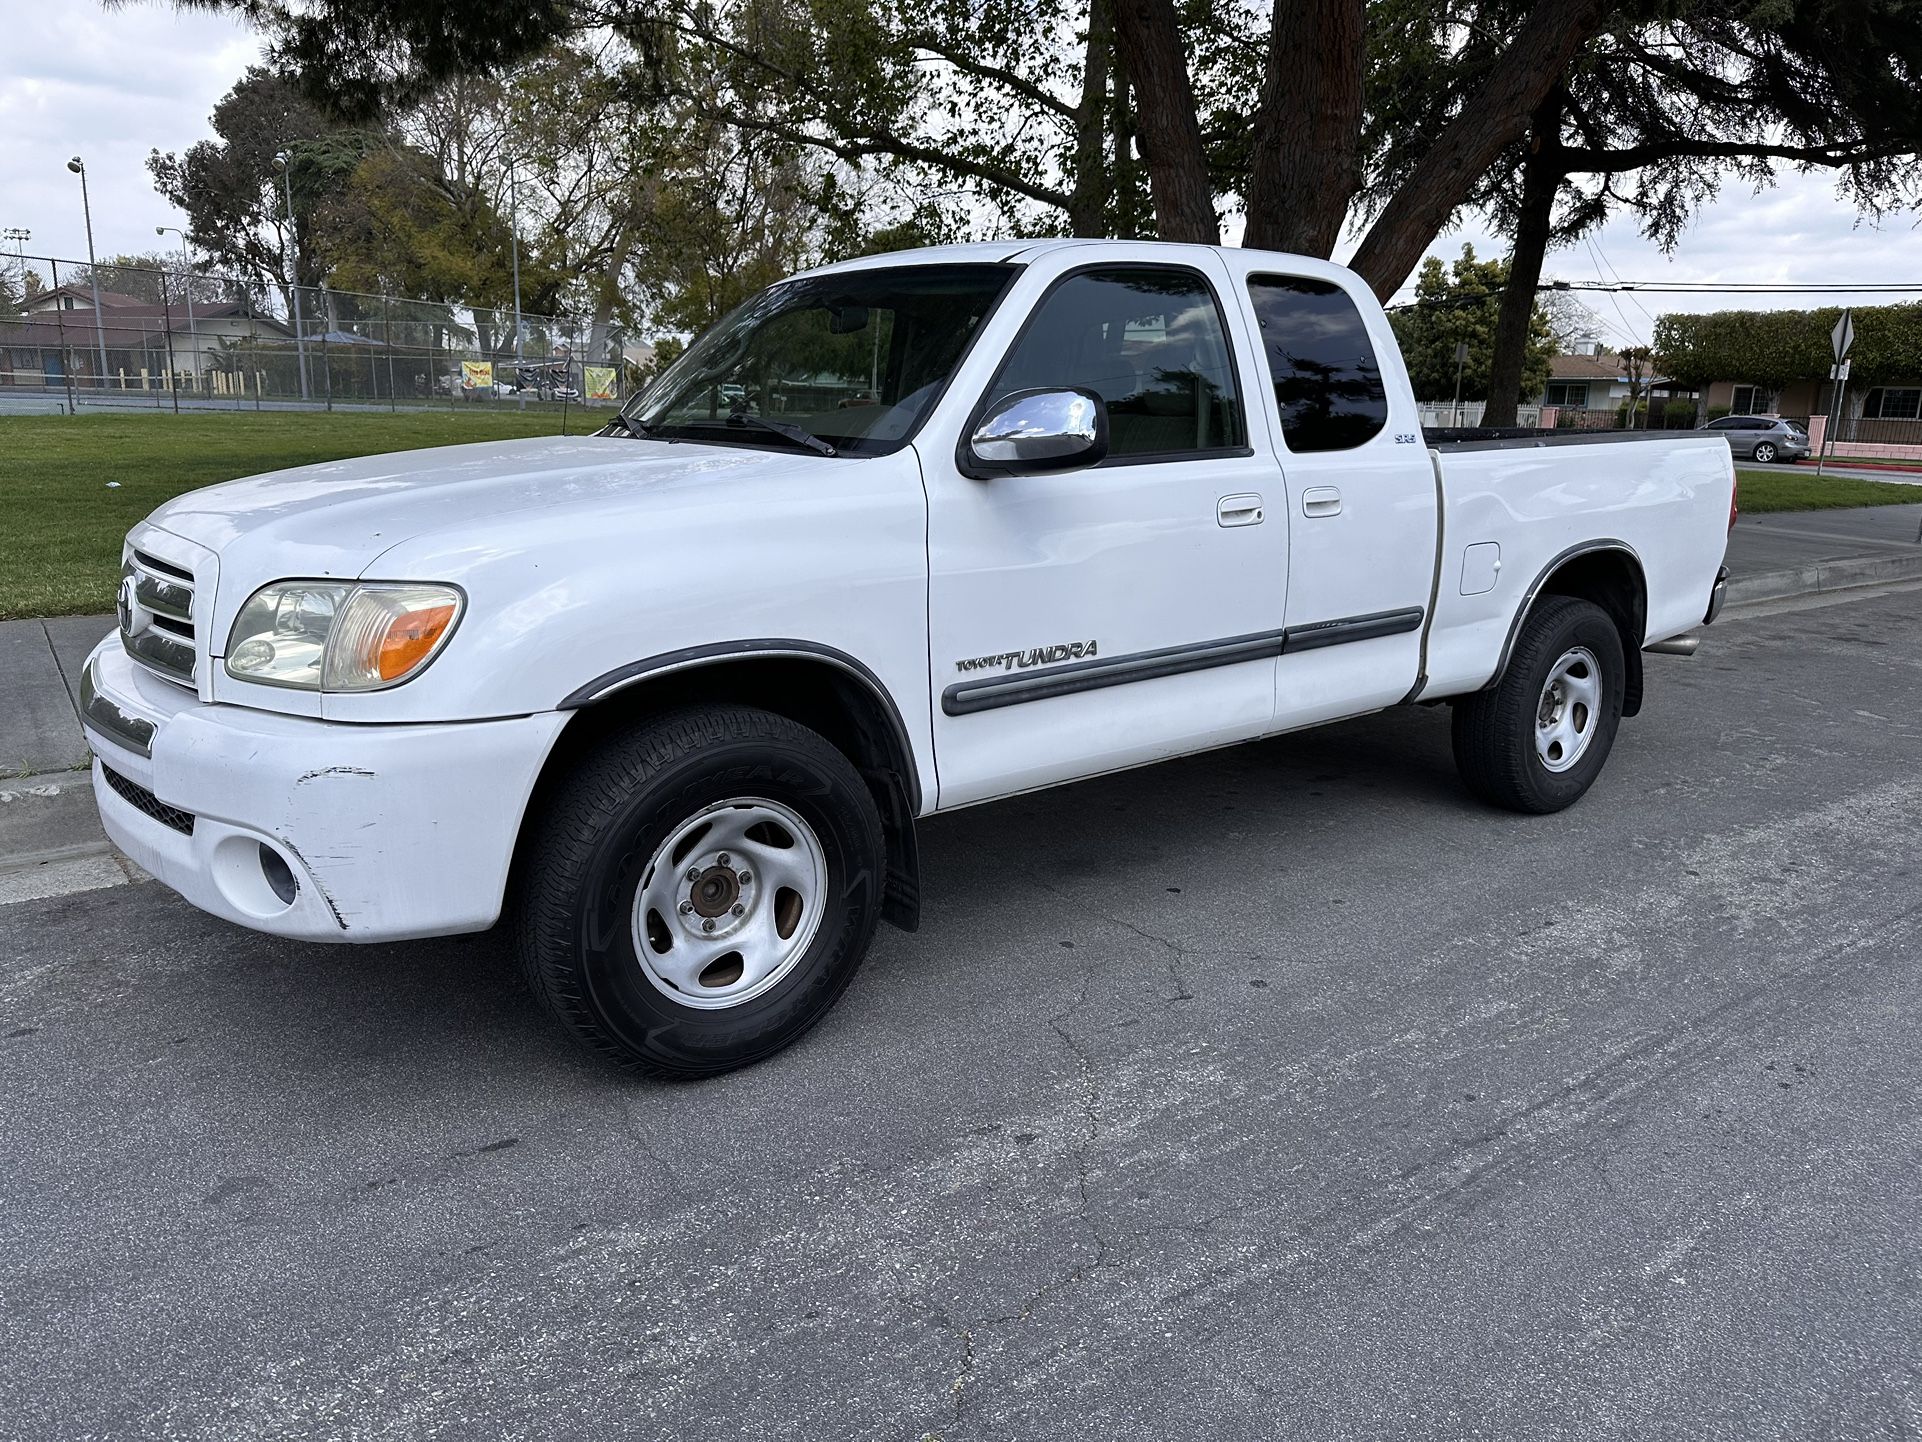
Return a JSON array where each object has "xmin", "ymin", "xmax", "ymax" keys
[
  {"xmin": 2, "ymin": 226, "xmax": 28, "ymax": 286},
  {"xmin": 156, "ymin": 225, "xmax": 199, "ymax": 392},
  {"xmin": 274, "ymin": 149, "xmax": 311, "ymax": 401},
  {"xmin": 66, "ymin": 158, "xmax": 111, "ymax": 393}
]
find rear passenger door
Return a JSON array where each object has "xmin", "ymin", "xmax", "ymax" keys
[{"xmin": 1217, "ymin": 261, "xmax": 1440, "ymax": 728}]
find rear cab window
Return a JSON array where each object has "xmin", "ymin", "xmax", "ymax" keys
[{"xmin": 1245, "ymin": 275, "xmax": 1389, "ymax": 452}]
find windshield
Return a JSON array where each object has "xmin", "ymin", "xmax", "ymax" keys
[{"xmin": 625, "ymin": 264, "xmax": 1016, "ymax": 456}]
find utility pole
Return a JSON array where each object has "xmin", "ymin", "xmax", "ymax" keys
[
  {"xmin": 66, "ymin": 158, "xmax": 111, "ymax": 394},
  {"xmin": 156, "ymin": 225, "xmax": 198, "ymax": 396},
  {"xmin": 1452, "ymin": 341, "xmax": 1470, "ymax": 428},
  {"xmin": 509, "ymin": 157, "xmax": 525, "ymax": 410},
  {"xmin": 275, "ymin": 150, "xmax": 312, "ymax": 401}
]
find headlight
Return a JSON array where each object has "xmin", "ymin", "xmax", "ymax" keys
[{"xmin": 226, "ymin": 581, "xmax": 464, "ymax": 691}]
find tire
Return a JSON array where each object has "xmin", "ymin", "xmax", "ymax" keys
[
  {"xmin": 515, "ymin": 704, "xmax": 885, "ymax": 1078},
  {"xmin": 1752, "ymin": 442, "xmax": 1776, "ymax": 463},
  {"xmin": 1452, "ymin": 596, "xmax": 1626, "ymax": 815}
]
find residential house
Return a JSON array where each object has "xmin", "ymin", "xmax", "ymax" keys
[
  {"xmin": 3, "ymin": 284, "xmax": 291, "ymax": 390},
  {"xmin": 1535, "ymin": 342, "xmax": 1693, "ymax": 420}
]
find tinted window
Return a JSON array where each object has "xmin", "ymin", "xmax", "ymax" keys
[
  {"xmin": 1246, "ymin": 275, "xmax": 1388, "ymax": 451},
  {"xmin": 985, "ymin": 268, "xmax": 1244, "ymax": 457},
  {"xmin": 1704, "ymin": 418, "xmax": 1738, "ymax": 430}
]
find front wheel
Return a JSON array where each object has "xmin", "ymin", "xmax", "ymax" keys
[
  {"xmin": 1752, "ymin": 441, "xmax": 1777, "ymax": 463},
  {"xmin": 515, "ymin": 704, "xmax": 886, "ymax": 1077},
  {"xmin": 1452, "ymin": 596, "xmax": 1626, "ymax": 814}
]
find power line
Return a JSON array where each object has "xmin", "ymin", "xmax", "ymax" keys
[
  {"xmin": 1590, "ymin": 237, "xmax": 1662, "ymax": 333},
  {"xmin": 1384, "ymin": 278, "xmax": 1922, "ymax": 312},
  {"xmin": 1585, "ymin": 237, "xmax": 1644, "ymax": 347}
]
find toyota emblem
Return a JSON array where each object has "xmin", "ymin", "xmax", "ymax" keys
[{"xmin": 117, "ymin": 573, "xmax": 146, "ymax": 635}]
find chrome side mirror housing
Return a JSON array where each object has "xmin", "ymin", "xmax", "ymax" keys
[{"xmin": 964, "ymin": 388, "xmax": 1109, "ymax": 477}]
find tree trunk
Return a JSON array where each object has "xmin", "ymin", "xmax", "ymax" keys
[
  {"xmin": 588, "ymin": 219, "xmax": 638, "ymax": 364},
  {"xmin": 1482, "ymin": 92, "xmax": 1563, "ymax": 428},
  {"xmin": 1067, "ymin": 0, "xmax": 1113, "ymax": 238},
  {"xmin": 1110, "ymin": 40, "xmax": 1145, "ymax": 238},
  {"xmin": 1108, "ymin": 0, "xmax": 1218, "ymax": 243},
  {"xmin": 1347, "ymin": 0, "xmax": 1610, "ymax": 301},
  {"xmin": 1242, "ymin": 0, "xmax": 1365, "ymax": 256}
]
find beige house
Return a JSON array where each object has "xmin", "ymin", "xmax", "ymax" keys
[
  {"xmin": 1536, "ymin": 344, "xmax": 1681, "ymax": 412},
  {"xmin": 4, "ymin": 284, "xmax": 291, "ymax": 388}
]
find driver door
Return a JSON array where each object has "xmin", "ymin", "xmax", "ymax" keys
[{"xmin": 920, "ymin": 254, "xmax": 1290, "ymax": 809}]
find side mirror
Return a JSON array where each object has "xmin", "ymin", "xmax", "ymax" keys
[{"xmin": 965, "ymin": 388, "xmax": 1108, "ymax": 476}]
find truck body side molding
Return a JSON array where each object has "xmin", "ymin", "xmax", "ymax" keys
[{"xmin": 942, "ymin": 608, "xmax": 1424, "ymax": 717}]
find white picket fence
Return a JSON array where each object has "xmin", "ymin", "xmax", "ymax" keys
[{"xmin": 1415, "ymin": 402, "xmax": 1545, "ymax": 429}]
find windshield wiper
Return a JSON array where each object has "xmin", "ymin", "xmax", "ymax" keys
[
  {"xmin": 726, "ymin": 410, "xmax": 837, "ymax": 457},
  {"xmin": 601, "ymin": 412, "xmax": 674, "ymax": 441}
]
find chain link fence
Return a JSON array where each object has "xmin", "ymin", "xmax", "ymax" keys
[{"xmin": 2, "ymin": 252, "xmax": 637, "ymax": 416}]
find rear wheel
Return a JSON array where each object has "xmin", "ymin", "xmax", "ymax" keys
[
  {"xmin": 1752, "ymin": 441, "xmax": 1777, "ymax": 463},
  {"xmin": 1452, "ymin": 596, "xmax": 1625, "ymax": 814},
  {"xmin": 515, "ymin": 704, "xmax": 885, "ymax": 1077}
]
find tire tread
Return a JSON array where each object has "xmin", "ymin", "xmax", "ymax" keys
[
  {"xmin": 1452, "ymin": 595, "xmax": 1623, "ymax": 815},
  {"xmin": 513, "ymin": 703, "xmax": 879, "ymax": 1077}
]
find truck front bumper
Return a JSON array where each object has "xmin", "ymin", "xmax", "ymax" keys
[{"xmin": 80, "ymin": 639, "xmax": 568, "ymax": 943}]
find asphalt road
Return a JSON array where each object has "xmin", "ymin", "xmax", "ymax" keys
[{"xmin": 4, "ymin": 583, "xmax": 1921, "ymax": 1441}]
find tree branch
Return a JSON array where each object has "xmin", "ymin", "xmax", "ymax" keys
[
  {"xmin": 1563, "ymin": 137, "xmax": 1915, "ymax": 173},
  {"xmin": 903, "ymin": 35, "xmax": 1076, "ymax": 120}
]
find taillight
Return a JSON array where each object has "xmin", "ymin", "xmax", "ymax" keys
[{"xmin": 1729, "ymin": 470, "xmax": 1740, "ymax": 531}]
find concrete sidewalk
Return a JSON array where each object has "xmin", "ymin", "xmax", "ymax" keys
[
  {"xmin": 1727, "ymin": 502, "xmax": 1922, "ymax": 603},
  {"xmin": 0, "ymin": 615, "xmax": 142, "ymax": 904},
  {"xmin": 3, "ymin": 503, "xmax": 1920, "ymax": 899}
]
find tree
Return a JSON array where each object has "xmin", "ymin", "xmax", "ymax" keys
[
  {"xmin": 1387, "ymin": 245, "xmax": 1555, "ymax": 406},
  {"xmin": 66, "ymin": 252, "xmax": 232, "ymax": 306},
  {"xmin": 160, "ymin": 0, "xmax": 1922, "ymax": 323},
  {"xmin": 148, "ymin": 66, "xmax": 335, "ymax": 302},
  {"xmin": 1459, "ymin": 5, "xmax": 1922, "ymax": 424},
  {"xmin": 1618, "ymin": 344, "xmax": 1653, "ymax": 424}
]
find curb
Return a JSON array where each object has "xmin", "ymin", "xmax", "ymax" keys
[{"xmin": 1726, "ymin": 550, "xmax": 1922, "ymax": 606}]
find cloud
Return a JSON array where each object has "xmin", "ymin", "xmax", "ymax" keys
[
  {"xmin": 1393, "ymin": 168, "xmax": 1922, "ymax": 343},
  {"xmin": 0, "ymin": 2, "xmax": 264, "ymax": 267}
]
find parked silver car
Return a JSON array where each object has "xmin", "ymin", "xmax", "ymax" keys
[{"xmin": 1699, "ymin": 414, "xmax": 1810, "ymax": 463}]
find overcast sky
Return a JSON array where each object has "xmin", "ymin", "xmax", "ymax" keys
[{"xmin": 3, "ymin": 0, "xmax": 1918, "ymax": 348}]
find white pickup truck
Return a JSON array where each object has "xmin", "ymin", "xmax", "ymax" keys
[{"xmin": 82, "ymin": 240, "xmax": 1735, "ymax": 1076}]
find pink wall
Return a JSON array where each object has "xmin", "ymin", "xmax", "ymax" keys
[{"xmin": 1804, "ymin": 414, "xmax": 1922, "ymax": 463}]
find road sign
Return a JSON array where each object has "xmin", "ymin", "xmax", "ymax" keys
[
  {"xmin": 1454, "ymin": 342, "xmax": 1470, "ymax": 364},
  {"xmin": 1832, "ymin": 309, "xmax": 1855, "ymax": 363}
]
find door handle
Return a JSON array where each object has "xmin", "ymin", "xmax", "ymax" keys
[
  {"xmin": 1217, "ymin": 492, "xmax": 1264, "ymax": 528},
  {"xmin": 1302, "ymin": 486, "xmax": 1343, "ymax": 518}
]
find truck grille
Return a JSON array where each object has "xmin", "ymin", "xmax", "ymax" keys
[
  {"xmin": 119, "ymin": 547, "xmax": 198, "ymax": 689},
  {"xmin": 101, "ymin": 764, "xmax": 195, "ymax": 835}
]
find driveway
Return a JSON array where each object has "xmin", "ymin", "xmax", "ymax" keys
[{"xmin": 3, "ymin": 582, "xmax": 1921, "ymax": 1440}]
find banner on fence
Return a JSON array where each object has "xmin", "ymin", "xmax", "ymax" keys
[
  {"xmin": 461, "ymin": 361, "xmax": 494, "ymax": 391},
  {"xmin": 584, "ymin": 366, "xmax": 617, "ymax": 402}
]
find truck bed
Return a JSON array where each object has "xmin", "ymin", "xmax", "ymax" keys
[{"xmin": 1416, "ymin": 431, "xmax": 1736, "ymax": 701}]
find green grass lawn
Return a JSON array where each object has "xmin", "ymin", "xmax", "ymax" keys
[
  {"xmin": 0, "ymin": 410, "xmax": 576, "ymax": 620},
  {"xmin": 1734, "ymin": 467, "xmax": 1922, "ymax": 513}
]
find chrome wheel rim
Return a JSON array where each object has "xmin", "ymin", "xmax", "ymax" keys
[
  {"xmin": 630, "ymin": 797, "xmax": 828, "ymax": 1010},
  {"xmin": 1535, "ymin": 646, "xmax": 1602, "ymax": 773},
  {"xmin": 1753, "ymin": 443, "xmax": 1775, "ymax": 463}
]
